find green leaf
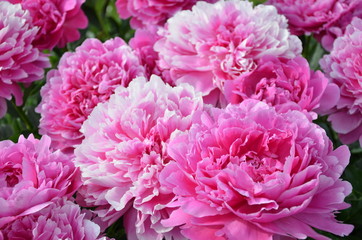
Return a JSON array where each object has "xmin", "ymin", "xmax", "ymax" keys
[
  {"xmin": 0, "ymin": 123, "xmax": 13, "ymax": 140},
  {"xmin": 105, "ymin": 217, "xmax": 127, "ymax": 240}
]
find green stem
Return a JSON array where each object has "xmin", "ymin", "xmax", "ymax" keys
[
  {"xmin": 29, "ymin": 82, "xmax": 45, "ymax": 98},
  {"xmin": 303, "ymin": 35, "xmax": 311, "ymax": 60},
  {"xmin": 96, "ymin": 0, "xmax": 111, "ymax": 38},
  {"xmin": 324, "ymin": 119, "xmax": 340, "ymax": 147},
  {"xmin": 11, "ymin": 100, "xmax": 33, "ymax": 131}
]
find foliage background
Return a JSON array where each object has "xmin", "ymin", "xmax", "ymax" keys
[{"xmin": 0, "ymin": 0, "xmax": 361, "ymax": 239}]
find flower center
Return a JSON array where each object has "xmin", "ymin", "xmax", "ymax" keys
[{"xmin": 1, "ymin": 163, "xmax": 22, "ymax": 188}]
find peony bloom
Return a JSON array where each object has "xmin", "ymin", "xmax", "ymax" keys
[
  {"xmin": 0, "ymin": 2, "xmax": 49, "ymax": 117},
  {"xmin": 161, "ymin": 100, "xmax": 353, "ymax": 240},
  {"xmin": 315, "ymin": 2, "xmax": 362, "ymax": 51},
  {"xmin": 154, "ymin": 0, "xmax": 302, "ymax": 105},
  {"xmin": 36, "ymin": 37, "xmax": 146, "ymax": 152},
  {"xmin": 0, "ymin": 135, "xmax": 81, "ymax": 228},
  {"xmin": 75, "ymin": 75, "xmax": 203, "ymax": 239},
  {"xmin": 1, "ymin": 198, "xmax": 107, "ymax": 240},
  {"xmin": 116, "ymin": 0, "xmax": 218, "ymax": 29},
  {"xmin": 8, "ymin": 0, "xmax": 88, "ymax": 50},
  {"xmin": 267, "ymin": 0, "xmax": 361, "ymax": 48},
  {"xmin": 129, "ymin": 26, "xmax": 165, "ymax": 80},
  {"xmin": 320, "ymin": 17, "xmax": 362, "ymax": 147},
  {"xmin": 224, "ymin": 55, "xmax": 339, "ymax": 119}
]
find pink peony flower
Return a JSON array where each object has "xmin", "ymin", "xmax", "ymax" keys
[
  {"xmin": 267, "ymin": 0, "xmax": 360, "ymax": 37},
  {"xmin": 315, "ymin": 2, "xmax": 362, "ymax": 51},
  {"xmin": 36, "ymin": 37, "xmax": 146, "ymax": 152},
  {"xmin": 75, "ymin": 75, "xmax": 203, "ymax": 239},
  {"xmin": 224, "ymin": 55, "xmax": 339, "ymax": 119},
  {"xmin": 0, "ymin": 135, "xmax": 81, "ymax": 228},
  {"xmin": 129, "ymin": 26, "xmax": 165, "ymax": 80},
  {"xmin": 116, "ymin": 0, "xmax": 218, "ymax": 29},
  {"xmin": 8, "ymin": 0, "xmax": 88, "ymax": 50},
  {"xmin": 1, "ymin": 198, "xmax": 107, "ymax": 240},
  {"xmin": 161, "ymin": 100, "xmax": 353, "ymax": 240},
  {"xmin": 0, "ymin": 2, "xmax": 49, "ymax": 117},
  {"xmin": 320, "ymin": 17, "xmax": 362, "ymax": 147},
  {"xmin": 154, "ymin": 0, "xmax": 302, "ymax": 106}
]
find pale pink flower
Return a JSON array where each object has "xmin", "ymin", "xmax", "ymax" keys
[
  {"xmin": 116, "ymin": 0, "xmax": 218, "ymax": 29},
  {"xmin": 8, "ymin": 0, "xmax": 88, "ymax": 50},
  {"xmin": 75, "ymin": 75, "xmax": 203, "ymax": 240},
  {"xmin": 0, "ymin": 135, "xmax": 81, "ymax": 228},
  {"xmin": 320, "ymin": 17, "xmax": 362, "ymax": 147},
  {"xmin": 154, "ymin": 0, "xmax": 302, "ymax": 105},
  {"xmin": 36, "ymin": 37, "xmax": 146, "ymax": 152},
  {"xmin": 224, "ymin": 55, "xmax": 339, "ymax": 119},
  {"xmin": 1, "ymin": 198, "xmax": 107, "ymax": 240},
  {"xmin": 0, "ymin": 2, "xmax": 49, "ymax": 117},
  {"xmin": 161, "ymin": 100, "xmax": 353, "ymax": 240}
]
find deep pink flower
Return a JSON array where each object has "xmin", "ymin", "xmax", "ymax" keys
[
  {"xmin": 320, "ymin": 17, "xmax": 362, "ymax": 146},
  {"xmin": 36, "ymin": 37, "xmax": 146, "ymax": 152},
  {"xmin": 267, "ymin": 0, "xmax": 360, "ymax": 37},
  {"xmin": 154, "ymin": 0, "xmax": 302, "ymax": 106},
  {"xmin": 161, "ymin": 100, "xmax": 353, "ymax": 240},
  {"xmin": 224, "ymin": 55, "xmax": 339, "ymax": 119},
  {"xmin": 0, "ymin": 135, "xmax": 81, "ymax": 228},
  {"xmin": 116, "ymin": 0, "xmax": 218, "ymax": 29},
  {"xmin": 9, "ymin": 0, "xmax": 88, "ymax": 50},
  {"xmin": 0, "ymin": 2, "xmax": 49, "ymax": 117},
  {"xmin": 75, "ymin": 76, "xmax": 203, "ymax": 239},
  {"xmin": 1, "ymin": 198, "xmax": 107, "ymax": 240}
]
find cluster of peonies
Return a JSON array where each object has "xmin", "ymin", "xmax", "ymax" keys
[
  {"xmin": 73, "ymin": 76, "xmax": 354, "ymax": 239},
  {"xmin": 1, "ymin": 0, "xmax": 360, "ymax": 239},
  {"xmin": 72, "ymin": 1, "xmax": 354, "ymax": 239}
]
